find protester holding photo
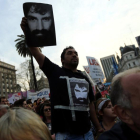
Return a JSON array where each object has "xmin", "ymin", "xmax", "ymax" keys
[{"xmin": 21, "ymin": 15, "xmax": 103, "ymax": 139}]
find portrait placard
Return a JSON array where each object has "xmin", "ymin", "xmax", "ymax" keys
[{"xmin": 23, "ymin": 2, "xmax": 56, "ymax": 47}]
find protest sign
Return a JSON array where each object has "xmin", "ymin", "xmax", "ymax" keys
[
  {"xmin": 86, "ymin": 56, "xmax": 104, "ymax": 80},
  {"xmin": 23, "ymin": 2, "xmax": 56, "ymax": 47}
]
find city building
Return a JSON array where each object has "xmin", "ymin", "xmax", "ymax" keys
[
  {"xmin": 100, "ymin": 55, "xmax": 118, "ymax": 80},
  {"xmin": 117, "ymin": 44, "xmax": 140, "ymax": 72},
  {"xmin": 0, "ymin": 61, "xmax": 17, "ymax": 98}
]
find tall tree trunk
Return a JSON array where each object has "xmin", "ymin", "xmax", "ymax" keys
[{"xmin": 30, "ymin": 54, "xmax": 38, "ymax": 91}]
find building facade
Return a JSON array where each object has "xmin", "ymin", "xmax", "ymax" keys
[
  {"xmin": 100, "ymin": 55, "xmax": 118, "ymax": 80},
  {"xmin": 0, "ymin": 61, "xmax": 17, "ymax": 98},
  {"xmin": 117, "ymin": 45, "xmax": 140, "ymax": 72}
]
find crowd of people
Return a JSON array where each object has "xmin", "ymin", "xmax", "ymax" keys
[
  {"xmin": 1, "ymin": 67, "xmax": 140, "ymax": 140},
  {"xmin": 0, "ymin": 3, "xmax": 140, "ymax": 140}
]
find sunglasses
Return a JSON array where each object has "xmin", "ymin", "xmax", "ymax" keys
[{"xmin": 44, "ymin": 108, "xmax": 51, "ymax": 112}]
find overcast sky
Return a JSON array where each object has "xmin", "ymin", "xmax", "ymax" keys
[{"xmin": 0, "ymin": 0, "xmax": 140, "ymax": 71}]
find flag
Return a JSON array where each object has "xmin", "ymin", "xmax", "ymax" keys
[{"xmin": 112, "ymin": 57, "xmax": 118, "ymax": 75}]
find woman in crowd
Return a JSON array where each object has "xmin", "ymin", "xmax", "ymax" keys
[
  {"xmin": 40, "ymin": 103, "xmax": 55, "ymax": 140},
  {"xmin": 0, "ymin": 107, "xmax": 52, "ymax": 140},
  {"xmin": 96, "ymin": 98, "xmax": 117, "ymax": 131}
]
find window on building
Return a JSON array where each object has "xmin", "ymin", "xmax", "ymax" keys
[
  {"xmin": 129, "ymin": 63, "xmax": 131, "ymax": 67},
  {"xmin": 126, "ymin": 56, "xmax": 128, "ymax": 59},
  {"xmin": 133, "ymin": 62, "xmax": 136, "ymax": 66}
]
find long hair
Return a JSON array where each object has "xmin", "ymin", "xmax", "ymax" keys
[{"xmin": 0, "ymin": 107, "xmax": 52, "ymax": 140}]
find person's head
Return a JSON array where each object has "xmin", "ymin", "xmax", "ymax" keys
[
  {"xmin": 24, "ymin": 3, "xmax": 53, "ymax": 32},
  {"xmin": 0, "ymin": 105, "xmax": 9, "ymax": 118},
  {"xmin": 61, "ymin": 46, "xmax": 79, "ymax": 70},
  {"xmin": 0, "ymin": 107, "xmax": 52, "ymax": 140},
  {"xmin": 40, "ymin": 103, "xmax": 51, "ymax": 121},
  {"xmin": 0, "ymin": 97, "xmax": 7, "ymax": 105},
  {"xmin": 23, "ymin": 3, "xmax": 56, "ymax": 47},
  {"xmin": 42, "ymin": 97, "xmax": 46, "ymax": 102},
  {"xmin": 27, "ymin": 99, "xmax": 32, "ymax": 107},
  {"xmin": 14, "ymin": 99, "xmax": 27, "ymax": 109},
  {"xmin": 111, "ymin": 68, "xmax": 140, "ymax": 133},
  {"xmin": 74, "ymin": 84, "xmax": 88, "ymax": 103},
  {"xmin": 96, "ymin": 98, "xmax": 117, "ymax": 121},
  {"xmin": 37, "ymin": 98, "xmax": 41, "ymax": 105}
]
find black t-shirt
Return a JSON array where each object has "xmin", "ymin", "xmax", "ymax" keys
[
  {"xmin": 98, "ymin": 121, "xmax": 140, "ymax": 140},
  {"xmin": 41, "ymin": 57, "xmax": 94, "ymax": 134}
]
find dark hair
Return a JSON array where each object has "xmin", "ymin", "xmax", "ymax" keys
[
  {"xmin": 23, "ymin": 3, "xmax": 52, "ymax": 17},
  {"xmin": 61, "ymin": 46, "xmax": 75, "ymax": 65},
  {"xmin": 96, "ymin": 99, "xmax": 111, "ymax": 121},
  {"xmin": 40, "ymin": 103, "xmax": 51, "ymax": 122},
  {"xmin": 14, "ymin": 99, "xmax": 25, "ymax": 107},
  {"xmin": 0, "ymin": 97, "xmax": 6, "ymax": 103},
  {"xmin": 27, "ymin": 99, "xmax": 32, "ymax": 104},
  {"xmin": 95, "ymin": 92, "xmax": 102, "ymax": 101}
]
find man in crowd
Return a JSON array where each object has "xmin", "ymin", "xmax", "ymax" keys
[
  {"xmin": 98, "ymin": 68, "xmax": 140, "ymax": 140},
  {"xmin": 23, "ymin": 3, "xmax": 56, "ymax": 46},
  {"xmin": 0, "ymin": 97, "xmax": 7, "ymax": 105},
  {"xmin": 20, "ymin": 18, "xmax": 103, "ymax": 140},
  {"xmin": 14, "ymin": 99, "xmax": 27, "ymax": 109}
]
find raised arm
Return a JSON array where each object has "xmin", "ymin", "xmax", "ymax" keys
[{"xmin": 20, "ymin": 17, "xmax": 45, "ymax": 67}]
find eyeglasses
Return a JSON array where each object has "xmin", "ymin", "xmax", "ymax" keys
[{"xmin": 44, "ymin": 108, "xmax": 51, "ymax": 112}]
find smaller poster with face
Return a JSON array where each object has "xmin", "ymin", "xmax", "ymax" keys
[
  {"xmin": 23, "ymin": 2, "xmax": 56, "ymax": 47},
  {"xmin": 69, "ymin": 78, "xmax": 89, "ymax": 107},
  {"xmin": 135, "ymin": 36, "xmax": 140, "ymax": 49},
  {"xmin": 97, "ymin": 82, "xmax": 105, "ymax": 92}
]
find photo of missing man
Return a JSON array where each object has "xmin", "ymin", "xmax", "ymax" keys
[
  {"xmin": 70, "ymin": 81, "xmax": 89, "ymax": 107},
  {"xmin": 23, "ymin": 2, "xmax": 56, "ymax": 47}
]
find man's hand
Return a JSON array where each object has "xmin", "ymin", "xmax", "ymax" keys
[
  {"xmin": 20, "ymin": 17, "xmax": 27, "ymax": 35},
  {"xmin": 96, "ymin": 127, "xmax": 104, "ymax": 133}
]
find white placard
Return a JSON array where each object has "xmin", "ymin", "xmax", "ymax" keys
[{"xmin": 86, "ymin": 56, "xmax": 104, "ymax": 79}]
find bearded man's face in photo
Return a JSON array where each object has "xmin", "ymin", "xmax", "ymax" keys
[{"xmin": 26, "ymin": 5, "xmax": 55, "ymax": 46}]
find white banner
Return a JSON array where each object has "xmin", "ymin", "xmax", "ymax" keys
[
  {"xmin": 27, "ymin": 88, "xmax": 50, "ymax": 102},
  {"xmin": 86, "ymin": 56, "xmax": 104, "ymax": 80},
  {"xmin": 8, "ymin": 93, "xmax": 22, "ymax": 104}
]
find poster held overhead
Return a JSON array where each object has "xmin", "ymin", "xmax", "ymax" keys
[{"xmin": 23, "ymin": 2, "xmax": 56, "ymax": 47}]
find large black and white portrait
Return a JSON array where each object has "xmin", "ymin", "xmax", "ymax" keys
[
  {"xmin": 136, "ymin": 36, "xmax": 140, "ymax": 48},
  {"xmin": 23, "ymin": 2, "xmax": 56, "ymax": 47},
  {"xmin": 69, "ymin": 79, "xmax": 89, "ymax": 107}
]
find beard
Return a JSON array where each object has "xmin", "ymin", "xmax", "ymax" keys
[
  {"xmin": 70, "ymin": 58, "xmax": 79, "ymax": 69},
  {"xmin": 25, "ymin": 28, "xmax": 56, "ymax": 47}
]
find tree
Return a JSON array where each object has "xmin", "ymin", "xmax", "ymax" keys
[
  {"xmin": 15, "ymin": 34, "xmax": 39, "ymax": 91},
  {"xmin": 16, "ymin": 60, "xmax": 43, "ymax": 91}
]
